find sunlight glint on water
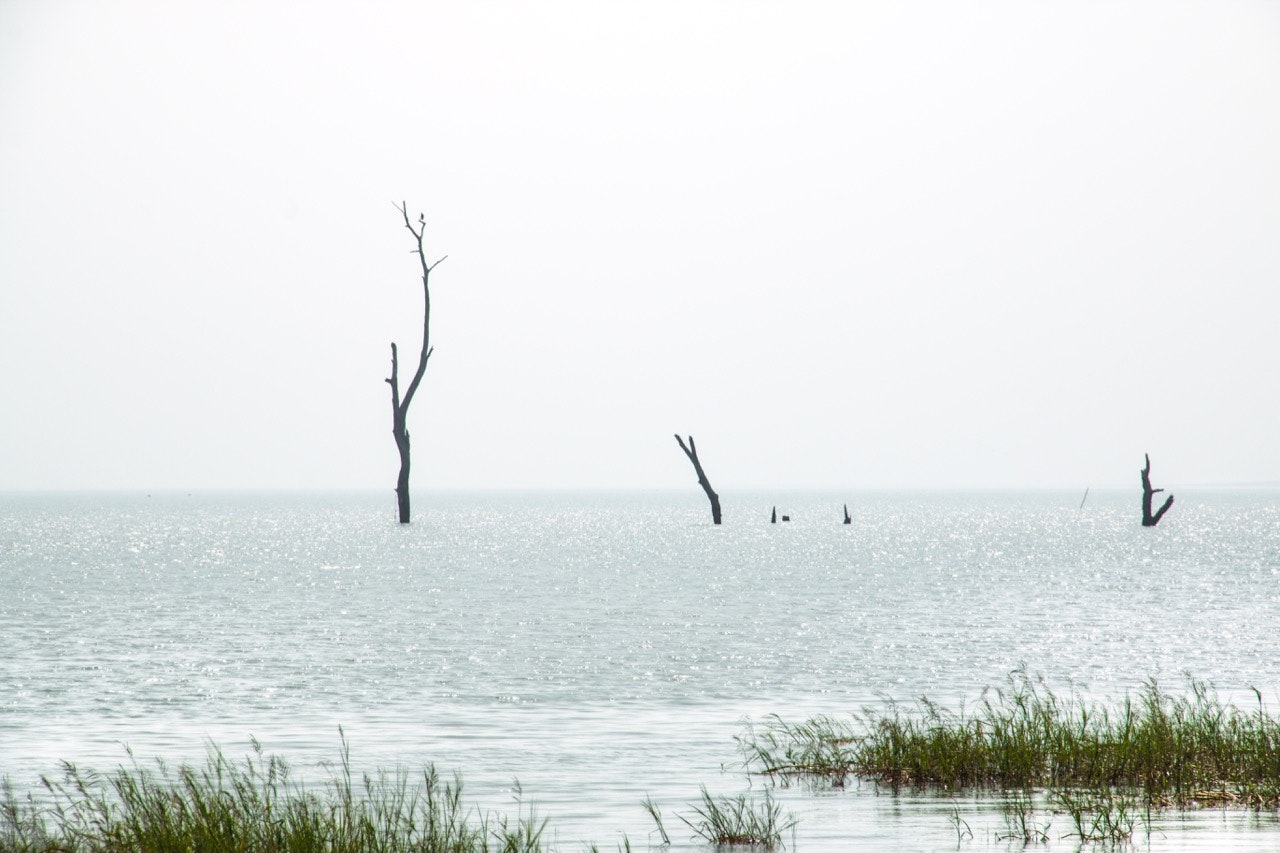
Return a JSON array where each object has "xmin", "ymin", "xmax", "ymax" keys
[{"xmin": 3, "ymin": 489, "xmax": 1280, "ymax": 850}]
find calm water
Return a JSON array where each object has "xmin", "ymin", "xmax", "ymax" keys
[{"xmin": 3, "ymin": 489, "xmax": 1280, "ymax": 850}]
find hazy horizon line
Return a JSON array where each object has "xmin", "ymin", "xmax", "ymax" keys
[{"xmin": 4, "ymin": 482, "xmax": 1280, "ymax": 495}]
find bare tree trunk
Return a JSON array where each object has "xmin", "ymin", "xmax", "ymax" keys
[
  {"xmin": 1140, "ymin": 452, "xmax": 1174, "ymax": 527},
  {"xmin": 385, "ymin": 202, "xmax": 446, "ymax": 524},
  {"xmin": 674, "ymin": 434, "xmax": 721, "ymax": 524},
  {"xmin": 388, "ymin": 344, "xmax": 413, "ymax": 522}
]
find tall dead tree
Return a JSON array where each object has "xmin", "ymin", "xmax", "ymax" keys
[
  {"xmin": 1140, "ymin": 452, "xmax": 1174, "ymax": 527},
  {"xmin": 386, "ymin": 201, "xmax": 446, "ymax": 524},
  {"xmin": 674, "ymin": 434, "xmax": 721, "ymax": 524}
]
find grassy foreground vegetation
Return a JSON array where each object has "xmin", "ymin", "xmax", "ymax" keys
[
  {"xmin": 7, "ymin": 672, "xmax": 1280, "ymax": 850},
  {"xmin": 1, "ymin": 735, "xmax": 790, "ymax": 852},
  {"xmin": 1, "ymin": 733, "xmax": 547, "ymax": 853},
  {"xmin": 737, "ymin": 670, "xmax": 1280, "ymax": 808}
]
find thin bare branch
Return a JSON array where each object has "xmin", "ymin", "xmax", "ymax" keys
[{"xmin": 1141, "ymin": 452, "xmax": 1175, "ymax": 527}]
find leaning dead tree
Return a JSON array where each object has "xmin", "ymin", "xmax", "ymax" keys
[
  {"xmin": 674, "ymin": 434, "xmax": 721, "ymax": 524},
  {"xmin": 385, "ymin": 201, "xmax": 446, "ymax": 524},
  {"xmin": 1140, "ymin": 453, "xmax": 1174, "ymax": 527}
]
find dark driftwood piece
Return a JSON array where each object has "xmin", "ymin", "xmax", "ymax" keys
[
  {"xmin": 1140, "ymin": 453, "xmax": 1174, "ymax": 527},
  {"xmin": 843, "ymin": 503, "xmax": 852, "ymax": 524},
  {"xmin": 386, "ymin": 202, "xmax": 446, "ymax": 524},
  {"xmin": 674, "ymin": 434, "xmax": 721, "ymax": 524}
]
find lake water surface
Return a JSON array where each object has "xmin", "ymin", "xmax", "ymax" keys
[{"xmin": 3, "ymin": 489, "xmax": 1280, "ymax": 850}]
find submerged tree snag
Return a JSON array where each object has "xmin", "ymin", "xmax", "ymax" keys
[
  {"xmin": 386, "ymin": 201, "xmax": 446, "ymax": 524},
  {"xmin": 674, "ymin": 434, "xmax": 722, "ymax": 525},
  {"xmin": 1140, "ymin": 453, "xmax": 1174, "ymax": 527}
]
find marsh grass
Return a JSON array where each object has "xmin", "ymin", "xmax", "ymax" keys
[
  {"xmin": 945, "ymin": 805, "xmax": 972, "ymax": 843},
  {"xmin": 646, "ymin": 787, "xmax": 795, "ymax": 848},
  {"xmin": 1, "ymin": 732, "xmax": 547, "ymax": 853},
  {"xmin": 995, "ymin": 790, "xmax": 1050, "ymax": 844},
  {"xmin": 736, "ymin": 715, "xmax": 860, "ymax": 787},
  {"xmin": 1051, "ymin": 788, "xmax": 1147, "ymax": 844},
  {"xmin": 738, "ymin": 670, "xmax": 1280, "ymax": 809},
  {"xmin": 640, "ymin": 795, "xmax": 671, "ymax": 845}
]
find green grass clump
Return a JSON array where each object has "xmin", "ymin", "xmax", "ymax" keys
[
  {"xmin": 736, "ymin": 714, "xmax": 861, "ymax": 787},
  {"xmin": 1, "ymin": 732, "xmax": 546, "ymax": 853},
  {"xmin": 738, "ymin": 670, "xmax": 1280, "ymax": 808},
  {"xmin": 1051, "ymin": 788, "xmax": 1145, "ymax": 843},
  {"xmin": 644, "ymin": 787, "xmax": 795, "ymax": 848}
]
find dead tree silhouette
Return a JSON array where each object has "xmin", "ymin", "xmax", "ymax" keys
[
  {"xmin": 385, "ymin": 201, "xmax": 446, "ymax": 524},
  {"xmin": 674, "ymin": 434, "xmax": 721, "ymax": 525}
]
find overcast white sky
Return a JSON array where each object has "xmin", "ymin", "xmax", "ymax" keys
[{"xmin": 1, "ymin": 0, "xmax": 1277, "ymax": 491}]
